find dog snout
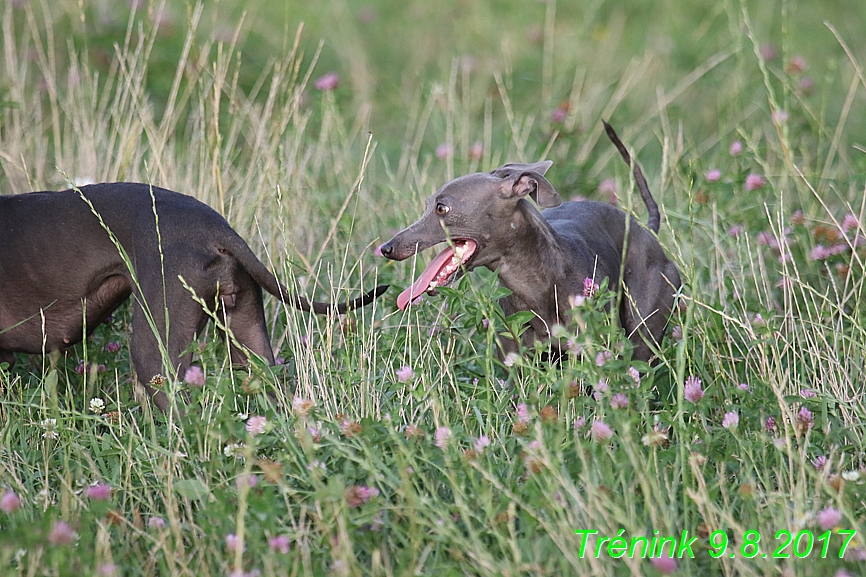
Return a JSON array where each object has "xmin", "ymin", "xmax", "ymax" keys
[
  {"xmin": 379, "ymin": 220, "xmax": 442, "ymax": 261},
  {"xmin": 378, "ymin": 236, "xmax": 419, "ymax": 261}
]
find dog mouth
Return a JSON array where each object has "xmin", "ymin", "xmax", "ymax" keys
[{"xmin": 396, "ymin": 239, "xmax": 478, "ymax": 310}]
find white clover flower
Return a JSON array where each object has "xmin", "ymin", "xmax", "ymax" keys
[
  {"xmin": 89, "ymin": 398, "xmax": 105, "ymax": 413},
  {"xmin": 842, "ymin": 470, "xmax": 861, "ymax": 482},
  {"xmin": 40, "ymin": 418, "xmax": 59, "ymax": 439}
]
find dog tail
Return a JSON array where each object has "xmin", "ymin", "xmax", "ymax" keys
[
  {"xmin": 290, "ymin": 284, "xmax": 389, "ymax": 315},
  {"xmin": 602, "ymin": 120, "xmax": 661, "ymax": 234},
  {"xmin": 224, "ymin": 234, "xmax": 387, "ymax": 315}
]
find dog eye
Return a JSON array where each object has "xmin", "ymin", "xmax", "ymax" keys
[{"xmin": 436, "ymin": 203, "xmax": 450, "ymax": 216}]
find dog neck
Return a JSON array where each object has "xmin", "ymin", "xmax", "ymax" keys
[{"xmin": 493, "ymin": 200, "xmax": 572, "ymax": 325}]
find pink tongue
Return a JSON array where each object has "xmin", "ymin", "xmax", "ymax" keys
[{"xmin": 397, "ymin": 246, "xmax": 455, "ymax": 310}]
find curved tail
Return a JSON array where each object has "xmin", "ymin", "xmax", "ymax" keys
[
  {"xmin": 602, "ymin": 120, "xmax": 661, "ymax": 234},
  {"xmin": 222, "ymin": 232, "xmax": 388, "ymax": 314},
  {"xmin": 291, "ymin": 284, "xmax": 389, "ymax": 315}
]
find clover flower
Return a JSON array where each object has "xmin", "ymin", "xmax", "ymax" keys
[
  {"xmin": 314, "ymin": 72, "xmax": 339, "ymax": 91},
  {"xmin": 591, "ymin": 420, "xmax": 614, "ymax": 442},
  {"xmin": 722, "ymin": 411, "xmax": 739, "ymax": 429},
  {"xmin": 396, "ymin": 365, "xmax": 415, "ymax": 383},
  {"xmin": 1, "ymin": 491, "xmax": 21, "ymax": 514},
  {"xmin": 345, "ymin": 485, "xmax": 380, "ymax": 508},
  {"xmin": 434, "ymin": 426, "xmax": 452, "ymax": 449},
  {"xmin": 184, "ymin": 365, "xmax": 205, "ymax": 386},
  {"xmin": 84, "ymin": 483, "xmax": 112, "ymax": 501},
  {"xmin": 245, "ymin": 416, "xmax": 267, "ymax": 436}
]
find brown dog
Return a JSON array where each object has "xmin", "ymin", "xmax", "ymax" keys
[{"xmin": 0, "ymin": 183, "xmax": 386, "ymax": 411}]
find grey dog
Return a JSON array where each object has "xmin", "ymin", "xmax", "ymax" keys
[
  {"xmin": 378, "ymin": 122, "xmax": 680, "ymax": 362},
  {"xmin": 0, "ymin": 183, "xmax": 386, "ymax": 411}
]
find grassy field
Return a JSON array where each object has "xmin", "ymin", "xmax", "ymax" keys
[{"xmin": 1, "ymin": 0, "xmax": 866, "ymax": 575}]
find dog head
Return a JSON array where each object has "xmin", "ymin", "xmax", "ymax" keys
[{"xmin": 378, "ymin": 160, "xmax": 560, "ymax": 309}]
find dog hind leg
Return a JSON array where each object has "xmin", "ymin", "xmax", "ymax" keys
[
  {"xmin": 216, "ymin": 267, "xmax": 276, "ymax": 367},
  {"xmin": 129, "ymin": 270, "xmax": 210, "ymax": 412},
  {"xmin": 621, "ymin": 263, "xmax": 679, "ymax": 363}
]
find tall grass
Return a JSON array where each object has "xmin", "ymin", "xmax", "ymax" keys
[{"xmin": 1, "ymin": 0, "xmax": 866, "ymax": 575}]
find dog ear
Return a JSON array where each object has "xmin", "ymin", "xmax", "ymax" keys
[
  {"xmin": 491, "ymin": 160, "xmax": 553, "ymax": 178},
  {"xmin": 498, "ymin": 170, "xmax": 562, "ymax": 208}
]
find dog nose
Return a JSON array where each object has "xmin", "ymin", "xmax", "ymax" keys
[{"xmin": 378, "ymin": 242, "xmax": 394, "ymax": 258}]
